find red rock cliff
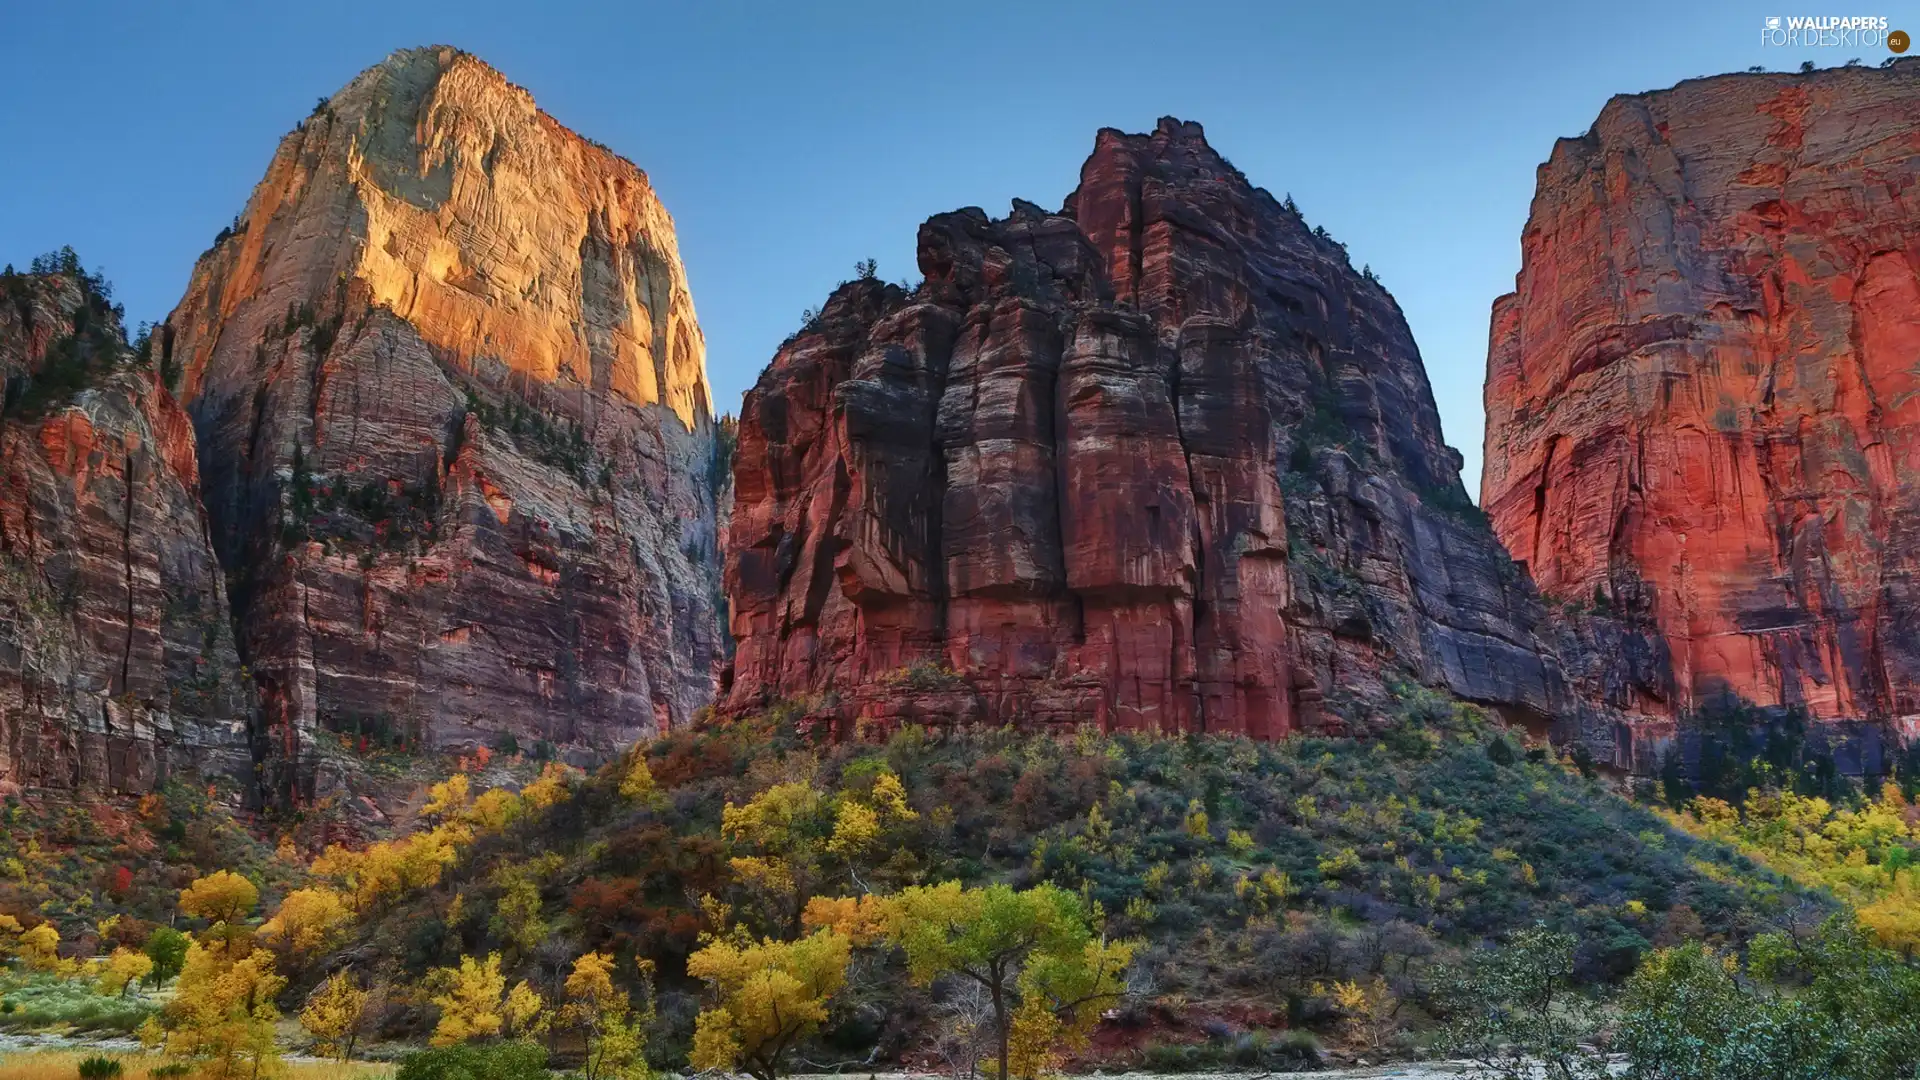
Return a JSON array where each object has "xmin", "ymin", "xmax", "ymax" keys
[
  {"xmin": 0, "ymin": 259, "xmax": 249, "ymax": 793},
  {"xmin": 165, "ymin": 47, "xmax": 724, "ymax": 800},
  {"xmin": 726, "ymin": 119, "xmax": 1666, "ymax": 748},
  {"xmin": 1483, "ymin": 60, "xmax": 1920, "ymax": 729}
]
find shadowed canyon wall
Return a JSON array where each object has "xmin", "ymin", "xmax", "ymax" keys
[
  {"xmin": 1484, "ymin": 60, "xmax": 1920, "ymax": 741},
  {"xmin": 164, "ymin": 46, "xmax": 724, "ymax": 801},
  {"xmin": 0, "ymin": 263, "xmax": 249, "ymax": 793},
  {"xmin": 723, "ymin": 118, "xmax": 1669, "ymax": 754}
]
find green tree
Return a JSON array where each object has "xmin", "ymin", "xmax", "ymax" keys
[
  {"xmin": 1434, "ymin": 926, "xmax": 1607, "ymax": 1080},
  {"xmin": 144, "ymin": 926, "xmax": 190, "ymax": 984},
  {"xmin": 884, "ymin": 882, "xmax": 1135, "ymax": 1080}
]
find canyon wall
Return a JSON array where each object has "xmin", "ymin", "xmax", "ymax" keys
[
  {"xmin": 724, "ymin": 118, "xmax": 1668, "ymax": 752},
  {"xmin": 0, "ymin": 261, "xmax": 249, "ymax": 793},
  {"xmin": 1483, "ymin": 60, "xmax": 1920, "ymax": 737},
  {"xmin": 165, "ymin": 46, "xmax": 724, "ymax": 801}
]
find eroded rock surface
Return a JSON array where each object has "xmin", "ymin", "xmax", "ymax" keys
[
  {"xmin": 1483, "ymin": 61, "xmax": 1920, "ymax": 731},
  {"xmin": 0, "ymin": 263, "xmax": 248, "ymax": 792},
  {"xmin": 726, "ymin": 119, "xmax": 1664, "ymax": 751},
  {"xmin": 165, "ymin": 46, "xmax": 724, "ymax": 800}
]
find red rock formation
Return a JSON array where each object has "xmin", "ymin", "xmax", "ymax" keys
[
  {"xmin": 164, "ymin": 47, "xmax": 724, "ymax": 800},
  {"xmin": 1483, "ymin": 61, "xmax": 1920, "ymax": 731},
  {"xmin": 0, "ymin": 259, "xmax": 249, "ymax": 792},
  {"xmin": 726, "ymin": 120, "xmax": 1664, "ymax": 749}
]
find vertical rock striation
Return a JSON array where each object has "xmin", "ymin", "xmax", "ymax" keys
[
  {"xmin": 726, "ymin": 119, "xmax": 1663, "ymax": 750},
  {"xmin": 1484, "ymin": 61, "xmax": 1920, "ymax": 736},
  {"xmin": 0, "ymin": 262, "xmax": 249, "ymax": 793},
  {"xmin": 165, "ymin": 46, "xmax": 723, "ymax": 800}
]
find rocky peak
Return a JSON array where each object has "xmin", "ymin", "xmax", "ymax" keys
[
  {"xmin": 165, "ymin": 47, "xmax": 725, "ymax": 802},
  {"xmin": 725, "ymin": 120, "xmax": 1662, "ymax": 754},
  {"xmin": 1483, "ymin": 59, "xmax": 1920, "ymax": 733}
]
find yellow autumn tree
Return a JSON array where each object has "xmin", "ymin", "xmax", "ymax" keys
[
  {"xmin": 619, "ymin": 752, "xmax": 657, "ymax": 803},
  {"xmin": 562, "ymin": 952, "xmax": 655, "ymax": 1080},
  {"xmin": 164, "ymin": 939, "xmax": 286, "ymax": 1080},
  {"xmin": 428, "ymin": 953, "xmax": 508, "ymax": 1045},
  {"xmin": 687, "ymin": 928, "xmax": 852, "ymax": 1080},
  {"xmin": 519, "ymin": 762, "xmax": 578, "ymax": 811},
  {"xmin": 17, "ymin": 922, "xmax": 63, "ymax": 972},
  {"xmin": 428, "ymin": 953, "xmax": 547, "ymax": 1045},
  {"xmin": 260, "ymin": 886, "xmax": 353, "ymax": 959},
  {"xmin": 300, "ymin": 970, "xmax": 370, "ymax": 1061},
  {"xmin": 97, "ymin": 947, "xmax": 155, "ymax": 997},
  {"xmin": 179, "ymin": 871, "xmax": 260, "ymax": 927},
  {"xmin": 423, "ymin": 774, "xmax": 474, "ymax": 820}
]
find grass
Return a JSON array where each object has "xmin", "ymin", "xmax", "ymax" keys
[
  {"xmin": 0, "ymin": 975, "xmax": 154, "ymax": 1035},
  {"xmin": 0, "ymin": 1052, "xmax": 394, "ymax": 1080}
]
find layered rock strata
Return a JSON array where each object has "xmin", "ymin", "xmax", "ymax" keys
[
  {"xmin": 725, "ymin": 118, "xmax": 1667, "ymax": 753},
  {"xmin": 0, "ymin": 261, "xmax": 248, "ymax": 792},
  {"xmin": 1484, "ymin": 60, "xmax": 1920, "ymax": 734},
  {"xmin": 165, "ymin": 46, "xmax": 724, "ymax": 800}
]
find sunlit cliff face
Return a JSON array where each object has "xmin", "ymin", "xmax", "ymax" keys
[
  {"xmin": 174, "ymin": 44, "xmax": 711, "ymax": 429},
  {"xmin": 1483, "ymin": 62, "xmax": 1920, "ymax": 723}
]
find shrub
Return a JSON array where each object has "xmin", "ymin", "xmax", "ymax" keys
[
  {"xmin": 395, "ymin": 1041, "xmax": 550, "ymax": 1080},
  {"xmin": 76, "ymin": 1057, "xmax": 123, "ymax": 1080}
]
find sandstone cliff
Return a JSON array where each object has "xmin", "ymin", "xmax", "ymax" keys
[
  {"xmin": 0, "ymin": 256, "xmax": 249, "ymax": 792},
  {"xmin": 1483, "ymin": 60, "xmax": 1920, "ymax": 736},
  {"xmin": 725, "ymin": 119, "xmax": 1664, "ymax": 751},
  {"xmin": 165, "ymin": 46, "xmax": 724, "ymax": 800}
]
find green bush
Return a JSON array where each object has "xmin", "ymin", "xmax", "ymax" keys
[
  {"xmin": 395, "ymin": 1041, "xmax": 549, "ymax": 1080},
  {"xmin": 76, "ymin": 1057, "xmax": 123, "ymax": 1080}
]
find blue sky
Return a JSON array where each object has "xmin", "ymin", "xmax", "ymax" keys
[{"xmin": 0, "ymin": 1, "xmax": 1875, "ymax": 495}]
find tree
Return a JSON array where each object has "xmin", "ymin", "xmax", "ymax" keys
[
  {"xmin": 164, "ymin": 940, "xmax": 286, "ymax": 1080},
  {"xmin": 144, "ymin": 926, "xmax": 190, "ymax": 984},
  {"xmin": 686, "ymin": 928, "xmax": 853, "ymax": 1080},
  {"xmin": 1435, "ymin": 926, "xmax": 1606, "ymax": 1080},
  {"xmin": 429, "ymin": 953, "xmax": 547, "ymax": 1046},
  {"xmin": 180, "ymin": 870, "xmax": 260, "ymax": 926},
  {"xmin": 430, "ymin": 954, "xmax": 508, "ymax": 1045},
  {"xmin": 884, "ymin": 882, "xmax": 1135, "ymax": 1080},
  {"xmin": 561, "ymin": 952, "xmax": 655, "ymax": 1080},
  {"xmin": 260, "ymin": 885, "xmax": 353, "ymax": 959},
  {"xmin": 97, "ymin": 947, "xmax": 155, "ymax": 997},
  {"xmin": 301, "ymin": 970, "xmax": 371, "ymax": 1061},
  {"xmin": 17, "ymin": 922, "xmax": 63, "ymax": 972}
]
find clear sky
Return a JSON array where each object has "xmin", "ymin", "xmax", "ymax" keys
[{"xmin": 0, "ymin": 0, "xmax": 1874, "ymax": 495}]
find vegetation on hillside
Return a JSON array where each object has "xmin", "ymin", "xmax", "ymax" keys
[{"xmin": 21, "ymin": 680, "xmax": 1920, "ymax": 1077}]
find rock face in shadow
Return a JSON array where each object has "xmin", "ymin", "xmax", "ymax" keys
[
  {"xmin": 725, "ymin": 118, "xmax": 1667, "ymax": 753},
  {"xmin": 165, "ymin": 46, "xmax": 724, "ymax": 801},
  {"xmin": 0, "ymin": 262, "xmax": 249, "ymax": 793},
  {"xmin": 1483, "ymin": 61, "xmax": 1920, "ymax": 737}
]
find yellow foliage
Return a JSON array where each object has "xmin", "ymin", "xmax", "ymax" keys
[
  {"xmin": 825, "ymin": 801, "xmax": 880, "ymax": 858},
  {"xmin": 422, "ymin": 774, "xmax": 472, "ymax": 819},
  {"xmin": 179, "ymin": 871, "xmax": 260, "ymax": 926},
  {"xmin": 300, "ymin": 971, "xmax": 369, "ymax": 1061},
  {"xmin": 800, "ymin": 894, "xmax": 892, "ymax": 946},
  {"xmin": 17, "ymin": 923, "xmax": 61, "ymax": 971},
  {"xmin": 165, "ymin": 941, "xmax": 286, "ymax": 1080},
  {"xmin": 96, "ymin": 947, "xmax": 154, "ymax": 997},
  {"xmin": 314, "ymin": 825, "xmax": 463, "ymax": 910},
  {"xmin": 503, "ymin": 981, "xmax": 547, "ymax": 1039},
  {"xmin": 261, "ymin": 887, "xmax": 353, "ymax": 957},
  {"xmin": 619, "ymin": 754, "xmax": 657, "ymax": 802},
  {"xmin": 465, "ymin": 788, "xmax": 523, "ymax": 834},
  {"xmin": 519, "ymin": 762, "xmax": 578, "ymax": 811},
  {"xmin": 685, "ymin": 929, "xmax": 851, "ymax": 1078},
  {"xmin": 1006, "ymin": 998, "xmax": 1062, "ymax": 1079},
  {"xmin": 428, "ymin": 954, "xmax": 508, "ymax": 1046}
]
